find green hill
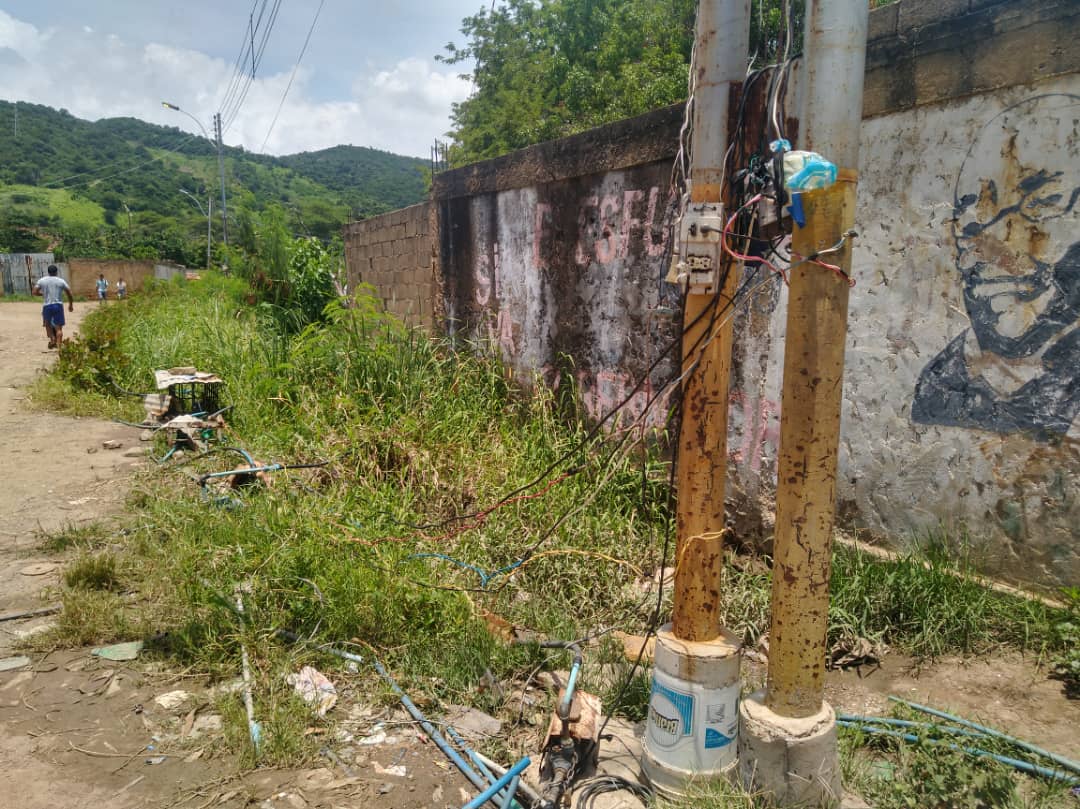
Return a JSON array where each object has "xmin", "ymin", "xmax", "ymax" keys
[{"xmin": 0, "ymin": 101, "xmax": 427, "ymax": 263}]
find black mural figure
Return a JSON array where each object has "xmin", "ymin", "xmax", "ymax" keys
[{"xmin": 912, "ymin": 94, "xmax": 1080, "ymax": 438}]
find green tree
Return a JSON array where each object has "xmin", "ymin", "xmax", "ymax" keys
[{"xmin": 441, "ymin": 0, "xmax": 802, "ymax": 165}]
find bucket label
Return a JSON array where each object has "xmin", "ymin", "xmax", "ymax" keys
[
  {"xmin": 647, "ymin": 681, "xmax": 694, "ymax": 748},
  {"xmin": 704, "ymin": 727, "xmax": 735, "ymax": 749}
]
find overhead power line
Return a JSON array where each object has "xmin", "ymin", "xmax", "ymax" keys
[
  {"xmin": 216, "ymin": 0, "xmax": 270, "ymax": 120},
  {"xmin": 259, "ymin": 0, "xmax": 325, "ymax": 153},
  {"xmin": 220, "ymin": 0, "xmax": 286, "ymax": 134}
]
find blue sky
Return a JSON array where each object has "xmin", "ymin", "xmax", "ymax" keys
[{"xmin": 0, "ymin": 1, "xmax": 483, "ymax": 156}]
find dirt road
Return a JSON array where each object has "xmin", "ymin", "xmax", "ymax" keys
[{"xmin": 0, "ymin": 302, "xmax": 134, "ymax": 647}]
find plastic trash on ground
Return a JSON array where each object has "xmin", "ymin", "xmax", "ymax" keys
[{"xmin": 286, "ymin": 665, "xmax": 338, "ymax": 717}]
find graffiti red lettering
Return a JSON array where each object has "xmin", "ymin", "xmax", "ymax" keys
[
  {"xmin": 574, "ymin": 196, "xmax": 599, "ymax": 267},
  {"xmin": 619, "ymin": 190, "xmax": 645, "ymax": 259}
]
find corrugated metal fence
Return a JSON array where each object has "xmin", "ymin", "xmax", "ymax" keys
[{"xmin": 0, "ymin": 254, "xmax": 69, "ymax": 295}]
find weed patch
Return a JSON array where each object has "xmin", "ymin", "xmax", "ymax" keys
[{"xmin": 63, "ymin": 551, "xmax": 122, "ymax": 591}]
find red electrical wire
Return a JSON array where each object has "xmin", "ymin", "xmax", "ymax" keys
[
  {"xmin": 721, "ymin": 194, "xmax": 790, "ymax": 284},
  {"xmin": 789, "ymin": 251, "xmax": 855, "ymax": 286}
]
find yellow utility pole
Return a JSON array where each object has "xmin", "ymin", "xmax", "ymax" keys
[
  {"xmin": 739, "ymin": 0, "xmax": 868, "ymax": 804},
  {"xmin": 641, "ymin": 0, "xmax": 749, "ymax": 797},
  {"xmin": 766, "ymin": 171, "xmax": 857, "ymax": 716}
]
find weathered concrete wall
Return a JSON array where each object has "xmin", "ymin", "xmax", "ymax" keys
[
  {"xmin": 66, "ymin": 258, "xmax": 184, "ymax": 299},
  {"xmin": 345, "ymin": 0, "xmax": 1080, "ymax": 588},
  {"xmin": 438, "ymin": 157, "xmax": 680, "ymax": 428},
  {"xmin": 343, "ymin": 203, "xmax": 437, "ymax": 329}
]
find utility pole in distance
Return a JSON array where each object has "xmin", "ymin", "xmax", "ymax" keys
[
  {"xmin": 738, "ymin": 0, "xmax": 869, "ymax": 805},
  {"xmin": 214, "ymin": 113, "xmax": 229, "ymax": 247},
  {"xmin": 641, "ymin": 0, "xmax": 749, "ymax": 797},
  {"xmin": 162, "ymin": 101, "xmax": 229, "ymax": 251}
]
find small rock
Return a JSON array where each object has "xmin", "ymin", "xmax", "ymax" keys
[
  {"xmin": 191, "ymin": 714, "xmax": 223, "ymax": 737},
  {"xmin": 377, "ymin": 783, "xmax": 393, "ymax": 795},
  {"xmin": 123, "ymin": 447, "xmax": 147, "ymax": 458},
  {"xmin": 102, "ymin": 440, "xmax": 123, "ymax": 450},
  {"xmin": 443, "ymin": 705, "xmax": 502, "ymax": 740},
  {"xmin": 144, "ymin": 756, "xmax": 167, "ymax": 765},
  {"xmin": 86, "ymin": 447, "xmax": 98, "ymax": 454},
  {"xmin": 139, "ymin": 430, "xmax": 154, "ymax": 442}
]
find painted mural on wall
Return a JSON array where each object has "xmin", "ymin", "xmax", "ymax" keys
[{"xmin": 911, "ymin": 94, "xmax": 1080, "ymax": 438}]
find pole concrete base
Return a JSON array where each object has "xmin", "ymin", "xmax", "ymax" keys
[
  {"xmin": 739, "ymin": 691, "xmax": 842, "ymax": 807},
  {"xmin": 640, "ymin": 626, "xmax": 742, "ymax": 799}
]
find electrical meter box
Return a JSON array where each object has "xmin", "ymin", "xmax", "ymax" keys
[{"xmin": 678, "ymin": 202, "xmax": 725, "ymax": 295}]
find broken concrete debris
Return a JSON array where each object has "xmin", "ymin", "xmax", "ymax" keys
[{"xmin": 153, "ymin": 689, "xmax": 193, "ymax": 712}]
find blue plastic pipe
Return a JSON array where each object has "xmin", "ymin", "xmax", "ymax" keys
[
  {"xmin": 560, "ymin": 660, "xmax": 581, "ymax": 719},
  {"xmin": 837, "ymin": 722, "xmax": 1080, "ymax": 784},
  {"xmin": 462, "ymin": 756, "xmax": 531, "ymax": 809},
  {"xmin": 888, "ymin": 696, "xmax": 1080, "ymax": 776},
  {"xmin": 272, "ymin": 631, "xmax": 493, "ymax": 799},
  {"xmin": 837, "ymin": 714, "xmax": 993, "ymax": 742},
  {"xmin": 504, "ymin": 776, "xmax": 521, "ymax": 808}
]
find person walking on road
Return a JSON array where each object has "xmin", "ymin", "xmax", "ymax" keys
[
  {"xmin": 32, "ymin": 265, "xmax": 74, "ymax": 349},
  {"xmin": 116, "ymin": 278, "xmax": 127, "ymax": 300},
  {"xmin": 96, "ymin": 274, "xmax": 109, "ymax": 302}
]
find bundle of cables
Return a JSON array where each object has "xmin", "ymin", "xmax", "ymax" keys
[{"xmin": 572, "ymin": 775, "xmax": 654, "ymax": 809}]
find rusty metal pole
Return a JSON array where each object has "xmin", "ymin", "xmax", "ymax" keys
[
  {"xmin": 739, "ymin": 0, "xmax": 868, "ymax": 804},
  {"xmin": 671, "ymin": 0, "xmax": 749, "ymax": 644},
  {"xmin": 766, "ymin": 0, "xmax": 868, "ymax": 721},
  {"xmin": 642, "ymin": 0, "xmax": 750, "ymax": 796}
]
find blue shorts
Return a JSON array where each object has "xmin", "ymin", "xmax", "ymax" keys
[{"xmin": 43, "ymin": 303, "xmax": 65, "ymax": 328}]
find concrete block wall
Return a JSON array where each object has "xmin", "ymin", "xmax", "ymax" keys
[{"xmin": 343, "ymin": 202, "xmax": 437, "ymax": 329}]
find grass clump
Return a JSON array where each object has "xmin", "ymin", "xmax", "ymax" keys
[
  {"xmin": 1048, "ymin": 587, "xmax": 1080, "ymax": 697},
  {"xmin": 40, "ymin": 522, "xmax": 110, "ymax": 553},
  {"xmin": 63, "ymin": 551, "xmax": 123, "ymax": 591},
  {"xmin": 718, "ymin": 537, "xmax": 1066, "ymax": 661}
]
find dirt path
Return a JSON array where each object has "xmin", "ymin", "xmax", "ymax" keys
[{"xmin": 0, "ymin": 302, "xmax": 134, "ymax": 650}]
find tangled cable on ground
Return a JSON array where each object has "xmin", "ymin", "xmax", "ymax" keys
[{"xmin": 573, "ymin": 775, "xmax": 654, "ymax": 809}]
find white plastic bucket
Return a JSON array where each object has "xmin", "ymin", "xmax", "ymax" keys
[{"xmin": 641, "ymin": 626, "xmax": 741, "ymax": 796}]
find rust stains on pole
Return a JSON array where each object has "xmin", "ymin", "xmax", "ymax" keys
[
  {"xmin": 671, "ymin": 0, "xmax": 750, "ymax": 643},
  {"xmin": 765, "ymin": 0, "xmax": 868, "ymax": 718},
  {"xmin": 765, "ymin": 172, "xmax": 857, "ymax": 716}
]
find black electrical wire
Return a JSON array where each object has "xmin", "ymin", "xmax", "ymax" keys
[{"xmin": 573, "ymin": 775, "xmax": 654, "ymax": 809}]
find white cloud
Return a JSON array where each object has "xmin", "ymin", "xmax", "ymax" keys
[{"xmin": 0, "ymin": 9, "xmax": 472, "ymax": 157}]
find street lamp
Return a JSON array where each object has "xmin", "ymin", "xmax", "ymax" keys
[
  {"xmin": 162, "ymin": 101, "xmax": 228, "ymax": 246},
  {"xmin": 180, "ymin": 189, "xmax": 213, "ymax": 270}
]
